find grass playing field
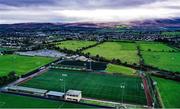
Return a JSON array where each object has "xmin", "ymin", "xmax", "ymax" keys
[
  {"xmin": 142, "ymin": 52, "xmax": 180, "ymax": 73},
  {"xmin": 0, "ymin": 93, "xmax": 93, "ymax": 108},
  {"xmin": 83, "ymin": 42, "xmax": 139, "ymax": 65},
  {"xmin": 153, "ymin": 77, "xmax": 180, "ymax": 108},
  {"xmin": 20, "ymin": 69, "xmax": 146, "ymax": 105},
  {"xmin": 137, "ymin": 42, "xmax": 177, "ymax": 52},
  {"xmin": 55, "ymin": 40, "xmax": 97, "ymax": 51},
  {"xmin": 0, "ymin": 54, "xmax": 54, "ymax": 76},
  {"xmin": 105, "ymin": 64, "xmax": 137, "ymax": 76}
]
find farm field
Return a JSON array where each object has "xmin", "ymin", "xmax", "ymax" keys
[
  {"xmin": 0, "ymin": 93, "xmax": 93, "ymax": 108},
  {"xmin": 142, "ymin": 52, "xmax": 180, "ymax": 73},
  {"xmin": 0, "ymin": 47, "xmax": 14, "ymax": 52},
  {"xmin": 83, "ymin": 42, "xmax": 139, "ymax": 65},
  {"xmin": 138, "ymin": 42, "xmax": 177, "ymax": 52},
  {"xmin": 161, "ymin": 32, "xmax": 180, "ymax": 37},
  {"xmin": 153, "ymin": 77, "xmax": 180, "ymax": 108},
  {"xmin": 55, "ymin": 40, "xmax": 96, "ymax": 51},
  {"xmin": 105, "ymin": 64, "xmax": 137, "ymax": 75},
  {"xmin": 0, "ymin": 54, "xmax": 54, "ymax": 76},
  {"xmin": 20, "ymin": 69, "xmax": 147, "ymax": 105}
]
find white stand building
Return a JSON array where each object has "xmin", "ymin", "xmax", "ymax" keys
[{"xmin": 65, "ymin": 90, "xmax": 82, "ymax": 102}]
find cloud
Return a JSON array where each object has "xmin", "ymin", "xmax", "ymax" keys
[{"xmin": 0, "ymin": 0, "xmax": 180, "ymax": 24}]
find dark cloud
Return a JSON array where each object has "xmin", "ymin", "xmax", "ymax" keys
[
  {"xmin": 0, "ymin": 0, "xmax": 57, "ymax": 7},
  {"xmin": 0, "ymin": 0, "xmax": 160, "ymax": 9},
  {"xmin": 0, "ymin": 0, "xmax": 179, "ymax": 24}
]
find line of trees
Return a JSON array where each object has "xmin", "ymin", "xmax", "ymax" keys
[{"xmin": 0, "ymin": 71, "xmax": 19, "ymax": 86}]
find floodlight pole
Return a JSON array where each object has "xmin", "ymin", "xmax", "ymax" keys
[
  {"xmin": 152, "ymin": 81, "xmax": 157, "ymax": 109},
  {"xmin": 61, "ymin": 74, "xmax": 68, "ymax": 93},
  {"xmin": 120, "ymin": 83, "xmax": 125, "ymax": 105},
  {"xmin": 90, "ymin": 60, "xmax": 92, "ymax": 71}
]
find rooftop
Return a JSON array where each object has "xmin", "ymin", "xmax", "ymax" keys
[
  {"xmin": 46, "ymin": 91, "xmax": 65, "ymax": 97},
  {"xmin": 66, "ymin": 90, "xmax": 82, "ymax": 96},
  {"xmin": 7, "ymin": 86, "xmax": 48, "ymax": 93}
]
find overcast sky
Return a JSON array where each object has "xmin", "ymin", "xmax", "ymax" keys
[{"xmin": 0, "ymin": 0, "xmax": 180, "ymax": 24}]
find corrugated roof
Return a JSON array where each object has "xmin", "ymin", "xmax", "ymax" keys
[
  {"xmin": 66, "ymin": 90, "xmax": 81, "ymax": 96},
  {"xmin": 7, "ymin": 86, "xmax": 48, "ymax": 93},
  {"xmin": 46, "ymin": 91, "xmax": 65, "ymax": 97}
]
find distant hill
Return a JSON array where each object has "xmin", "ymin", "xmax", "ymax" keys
[{"xmin": 0, "ymin": 18, "xmax": 180, "ymax": 32}]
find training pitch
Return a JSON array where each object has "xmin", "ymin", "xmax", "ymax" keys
[
  {"xmin": 0, "ymin": 93, "xmax": 93, "ymax": 108},
  {"xmin": 153, "ymin": 77, "xmax": 180, "ymax": 108},
  {"xmin": 0, "ymin": 54, "xmax": 54, "ymax": 76},
  {"xmin": 20, "ymin": 69, "xmax": 147, "ymax": 105}
]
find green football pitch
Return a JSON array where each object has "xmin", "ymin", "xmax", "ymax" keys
[
  {"xmin": 54, "ymin": 40, "xmax": 97, "ymax": 51},
  {"xmin": 0, "ymin": 93, "xmax": 93, "ymax": 108},
  {"xmin": 20, "ymin": 69, "xmax": 147, "ymax": 105},
  {"xmin": 153, "ymin": 77, "xmax": 180, "ymax": 108},
  {"xmin": 0, "ymin": 54, "xmax": 54, "ymax": 76},
  {"xmin": 83, "ymin": 42, "xmax": 139, "ymax": 65}
]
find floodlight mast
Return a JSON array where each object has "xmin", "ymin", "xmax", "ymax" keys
[
  {"xmin": 120, "ymin": 82, "xmax": 125, "ymax": 105},
  {"xmin": 152, "ymin": 81, "xmax": 157, "ymax": 109},
  {"xmin": 89, "ymin": 60, "xmax": 92, "ymax": 71},
  {"xmin": 60, "ymin": 74, "xmax": 68, "ymax": 93}
]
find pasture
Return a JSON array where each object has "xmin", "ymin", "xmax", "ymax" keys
[
  {"xmin": 83, "ymin": 42, "xmax": 139, "ymax": 65},
  {"xmin": 20, "ymin": 69, "xmax": 147, "ymax": 105},
  {"xmin": 55, "ymin": 40, "xmax": 96, "ymax": 51},
  {"xmin": 0, "ymin": 93, "xmax": 92, "ymax": 108},
  {"xmin": 105, "ymin": 64, "xmax": 137, "ymax": 75},
  {"xmin": 0, "ymin": 47, "xmax": 14, "ymax": 52},
  {"xmin": 153, "ymin": 77, "xmax": 180, "ymax": 108},
  {"xmin": 0, "ymin": 54, "xmax": 54, "ymax": 76},
  {"xmin": 138, "ymin": 42, "xmax": 177, "ymax": 52},
  {"xmin": 142, "ymin": 52, "xmax": 180, "ymax": 73}
]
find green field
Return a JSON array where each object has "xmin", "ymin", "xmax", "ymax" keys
[
  {"xmin": 142, "ymin": 52, "xmax": 180, "ymax": 72},
  {"xmin": 0, "ymin": 55, "xmax": 54, "ymax": 76},
  {"xmin": 83, "ymin": 42, "xmax": 139, "ymax": 65},
  {"xmin": 105, "ymin": 64, "xmax": 137, "ymax": 75},
  {"xmin": 55, "ymin": 40, "xmax": 96, "ymax": 51},
  {"xmin": 21, "ymin": 69, "xmax": 146, "ymax": 105},
  {"xmin": 0, "ymin": 93, "xmax": 93, "ymax": 108},
  {"xmin": 0, "ymin": 47, "xmax": 14, "ymax": 52},
  {"xmin": 161, "ymin": 32, "xmax": 180, "ymax": 37},
  {"xmin": 153, "ymin": 77, "xmax": 180, "ymax": 108},
  {"xmin": 138, "ymin": 42, "xmax": 177, "ymax": 52}
]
